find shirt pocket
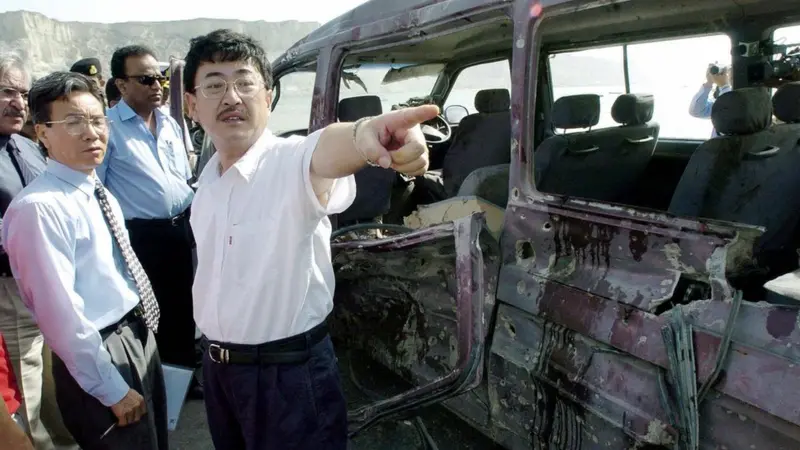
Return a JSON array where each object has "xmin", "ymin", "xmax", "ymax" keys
[
  {"xmin": 227, "ymin": 217, "xmax": 277, "ymax": 287},
  {"xmin": 160, "ymin": 140, "xmax": 184, "ymax": 177}
]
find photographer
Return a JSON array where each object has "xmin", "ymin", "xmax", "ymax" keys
[{"xmin": 689, "ymin": 64, "xmax": 731, "ymax": 137}]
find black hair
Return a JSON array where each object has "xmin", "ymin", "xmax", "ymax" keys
[
  {"xmin": 183, "ymin": 29, "xmax": 272, "ymax": 95},
  {"xmin": 28, "ymin": 71, "xmax": 104, "ymax": 124},
  {"xmin": 110, "ymin": 45, "xmax": 157, "ymax": 79},
  {"xmin": 105, "ymin": 77, "xmax": 121, "ymax": 103}
]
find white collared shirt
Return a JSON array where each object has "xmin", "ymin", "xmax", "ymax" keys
[{"xmin": 191, "ymin": 128, "xmax": 356, "ymax": 344}]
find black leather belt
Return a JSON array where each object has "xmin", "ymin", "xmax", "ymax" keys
[
  {"xmin": 99, "ymin": 305, "xmax": 144, "ymax": 337},
  {"xmin": 203, "ymin": 320, "xmax": 329, "ymax": 366},
  {"xmin": 126, "ymin": 209, "xmax": 189, "ymax": 228}
]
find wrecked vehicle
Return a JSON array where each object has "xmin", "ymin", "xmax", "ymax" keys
[{"xmin": 178, "ymin": 0, "xmax": 800, "ymax": 447}]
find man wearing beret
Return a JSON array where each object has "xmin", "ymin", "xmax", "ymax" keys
[{"xmin": 69, "ymin": 58, "xmax": 105, "ymax": 90}]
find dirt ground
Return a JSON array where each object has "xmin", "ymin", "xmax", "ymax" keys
[{"xmin": 168, "ymin": 350, "xmax": 502, "ymax": 450}]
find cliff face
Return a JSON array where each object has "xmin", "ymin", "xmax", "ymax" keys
[{"xmin": 0, "ymin": 11, "xmax": 320, "ymax": 79}]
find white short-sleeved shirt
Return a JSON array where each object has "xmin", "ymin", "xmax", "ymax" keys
[{"xmin": 190, "ymin": 128, "xmax": 356, "ymax": 344}]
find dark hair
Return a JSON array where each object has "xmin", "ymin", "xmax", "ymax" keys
[
  {"xmin": 110, "ymin": 45, "xmax": 157, "ymax": 79},
  {"xmin": 105, "ymin": 77, "xmax": 121, "ymax": 103},
  {"xmin": 28, "ymin": 71, "xmax": 105, "ymax": 124},
  {"xmin": 183, "ymin": 29, "xmax": 272, "ymax": 95}
]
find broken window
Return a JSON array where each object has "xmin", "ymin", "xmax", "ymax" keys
[
  {"xmin": 443, "ymin": 59, "xmax": 511, "ymax": 115},
  {"xmin": 271, "ymin": 69, "xmax": 316, "ymax": 135},
  {"xmin": 549, "ymin": 45, "xmax": 626, "ymax": 131},
  {"xmin": 627, "ymin": 34, "xmax": 731, "ymax": 140}
]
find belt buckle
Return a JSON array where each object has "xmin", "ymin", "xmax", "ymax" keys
[
  {"xmin": 170, "ymin": 215, "xmax": 180, "ymax": 227},
  {"xmin": 208, "ymin": 344, "xmax": 229, "ymax": 364}
]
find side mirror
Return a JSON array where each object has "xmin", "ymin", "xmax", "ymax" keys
[{"xmin": 444, "ymin": 105, "xmax": 470, "ymax": 124}]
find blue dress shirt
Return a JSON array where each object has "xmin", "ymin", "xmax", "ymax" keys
[
  {"xmin": 2, "ymin": 160, "xmax": 140, "ymax": 407},
  {"xmin": 689, "ymin": 84, "xmax": 732, "ymax": 137},
  {"xmin": 98, "ymin": 99, "xmax": 193, "ymax": 220}
]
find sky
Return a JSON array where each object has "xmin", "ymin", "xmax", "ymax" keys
[{"xmin": 0, "ymin": 0, "xmax": 369, "ymax": 23}]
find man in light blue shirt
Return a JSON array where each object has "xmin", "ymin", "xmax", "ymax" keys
[
  {"xmin": 689, "ymin": 64, "xmax": 732, "ymax": 137},
  {"xmin": 98, "ymin": 45, "xmax": 198, "ymax": 375},
  {"xmin": 3, "ymin": 71, "xmax": 168, "ymax": 449}
]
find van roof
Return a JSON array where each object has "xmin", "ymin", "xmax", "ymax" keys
[
  {"xmin": 273, "ymin": 0, "xmax": 509, "ymax": 70},
  {"xmin": 273, "ymin": 0, "xmax": 800, "ymax": 72}
]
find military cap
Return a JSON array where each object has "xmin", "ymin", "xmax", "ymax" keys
[{"xmin": 70, "ymin": 58, "xmax": 103, "ymax": 77}]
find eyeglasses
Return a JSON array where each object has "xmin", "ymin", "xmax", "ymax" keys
[
  {"xmin": 45, "ymin": 116, "xmax": 111, "ymax": 136},
  {"xmin": 123, "ymin": 75, "xmax": 166, "ymax": 86},
  {"xmin": 195, "ymin": 77, "xmax": 265, "ymax": 99},
  {"xmin": 0, "ymin": 86, "xmax": 28, "ymax": 101}
]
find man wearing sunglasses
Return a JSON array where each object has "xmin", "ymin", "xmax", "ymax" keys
[
  {"xmin": 4, "ymin": 71, "xmax": 168, "ymax": 450},
  {"xmin": 99, "ymin": 45, "xmax": 197, "ymax": 383}
]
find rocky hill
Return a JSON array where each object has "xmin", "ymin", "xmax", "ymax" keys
[{"xmin": 0, "ymin": 11, "xmax": 320, "ymax": 79}]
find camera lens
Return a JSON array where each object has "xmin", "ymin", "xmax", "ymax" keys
[{"xmin": 710, "ymin": 65, "xmax": 720, "ymax": 75}]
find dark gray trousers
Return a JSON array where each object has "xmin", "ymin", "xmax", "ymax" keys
[{"xmin": 51, "ymin": 315, "xmax": 169, "ymax": 450}]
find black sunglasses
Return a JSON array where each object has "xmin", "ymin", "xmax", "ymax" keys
[{"xmin": 124, "ymin": 75, "xmax": 165, "ymax": 86}]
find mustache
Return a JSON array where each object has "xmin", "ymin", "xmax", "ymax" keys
[
  {"xmin": 2, "ymin": 107, "xmax": 24, "ymax": 118},
  {"xmin": 216, "ymin": 106, "xmax": 247, "ymax": 121}
]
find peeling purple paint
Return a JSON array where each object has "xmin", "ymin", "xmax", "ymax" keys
[
  {"xmin": 274, "ymin": 0, "xmax": 800, "ymax": 447},
  {"xmin": 765, "ymin": 307, "xmax": 798, "ymax": 340}
]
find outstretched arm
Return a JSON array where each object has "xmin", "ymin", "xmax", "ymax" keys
[{"xmin": 309, "ymin": 105, "xmax": 439, "ymax": 206}]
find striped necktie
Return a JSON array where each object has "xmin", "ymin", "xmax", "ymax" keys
[{"xmin": 94, "ymin": 180, "xmax": 160, "ymax": 332}]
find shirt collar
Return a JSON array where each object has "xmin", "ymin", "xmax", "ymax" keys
[
  {"xmin": 46, "ymin": 159, "xmax": 97, "ymax": 197},
  {"xmin": 198, "ymin": 127, "xmax": 276, "ymax": 186},
  {"xmin": 116, "ymin": 99, "xmax": 166, "ymax": 123},
  {"xmin": 115, "ymin": 99, "xmax": 138, "ymax": 122},
  {"xmin": 231, "ymin": 127, "xmax": 275, "ymax": 182}
]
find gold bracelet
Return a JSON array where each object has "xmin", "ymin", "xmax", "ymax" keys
[{"xmin": 353, "ymin": 116, "xmax": 379, "ymax": 167}]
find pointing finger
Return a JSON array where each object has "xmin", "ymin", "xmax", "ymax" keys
[{"xmin": 377, "ymin": 105, "xmax": 440, "ymax": 132}]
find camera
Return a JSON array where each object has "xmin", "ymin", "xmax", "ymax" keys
[
  {"xmin": 745, "ymin": 40, "xmax": 800, "ymax": 84},
  {"xmin": 709, "ymin": 64, "xmax": 727, "ymax": 75}
]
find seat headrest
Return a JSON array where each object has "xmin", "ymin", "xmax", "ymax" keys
[
  {"xmin": 611, "ymin": 94, "xmax": 654, "ymax": 126},
  {"xmin": 552, "ymin": 94, "xmax": 600, "ymax": 129},
  {"xmin": 711, "ymin": 87, "xmax": 772, "ymax": 136},
  {"xmin": 773, "ymin": 82, "xmax": 800, "ymax": 123},
  {"xmin": 475, "ymin": 89, "xmax": 510, "ymax": 113},
  {"xmin": 338, "ymin": 95, "xmax": 383, "ymax": 122}
]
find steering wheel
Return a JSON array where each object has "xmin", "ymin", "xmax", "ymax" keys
[{"xmin": 420, "ymin": 115, "xmax": 452, "ymax": 144}]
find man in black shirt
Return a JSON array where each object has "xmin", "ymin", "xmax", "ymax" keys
[{"xmin": 0, "ymin": 53, "xmax": 78, "ymax": 449}]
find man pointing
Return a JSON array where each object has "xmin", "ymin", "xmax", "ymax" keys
[{"xmin": 183, "ymin": 29, "xmax": 435, "ymax": 449}]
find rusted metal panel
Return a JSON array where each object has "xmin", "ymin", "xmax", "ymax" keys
[
  {"xmin": 500, "ymin": 202, "xmax": 755, "ymax": 312},
  {"xmin": 332, "ymin": 214, "xmax": 498, "ymax": 434},
  {"xmin": 488, "ymin": 304, "xmax": 800, "ymax": 448},
  {"xmin": 273, "ymin": 0, "xmax": 514, "ymax": 72}
]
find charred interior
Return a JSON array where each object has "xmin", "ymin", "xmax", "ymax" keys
[{"xmin": 263, "ymin": 0, "xmax": 800, "ymax": 448}]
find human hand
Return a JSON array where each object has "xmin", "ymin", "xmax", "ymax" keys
[
  {"xmin": 110, "ymin": 389, "xmax": 146, "ymax": 426},
  {"xmin": 705, "ymin": 65, "xmax": 715, "ymax": 86},
  {"xmin": 711, "ymin": 68, "xmax": 730, "ymax": 87},
  {"xmin": 355, "ymin": 105, "xmax": 440, "ymax": 176}
]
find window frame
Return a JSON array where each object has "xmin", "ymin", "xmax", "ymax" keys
[
  {"xmin": 440, "ymin": 56, "xmax": 513, "ymax": 115},
  {"xmin": 545, "ymin": 32, "xmax": 734, "ymax": 141},
  {"xmin": 271, "ymin": 58, "xmax": 319, "ymax": 135}
]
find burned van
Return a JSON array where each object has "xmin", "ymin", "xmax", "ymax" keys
[{"xmin": 261, "ymin": 0, "xmax": 800, "ymax": 448}]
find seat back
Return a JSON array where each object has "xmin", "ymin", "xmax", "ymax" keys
[
  {"xmin": 441, "ymin": 89, "xmax": 511, "ymax": 196},
  {"xmin": 668, "ymin": 85, "xmax": 800, "ymax": 282},
  {"xmin": 337, "ymin": 95, "xmax": 397, "ymax": 224},
  {"xmin": 534, "ymin": 93, "xmax": 659, "ymax": 202},
  {"xmin": 456, "ymin": 163, "xmax": 511, "ymax": 207}
]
